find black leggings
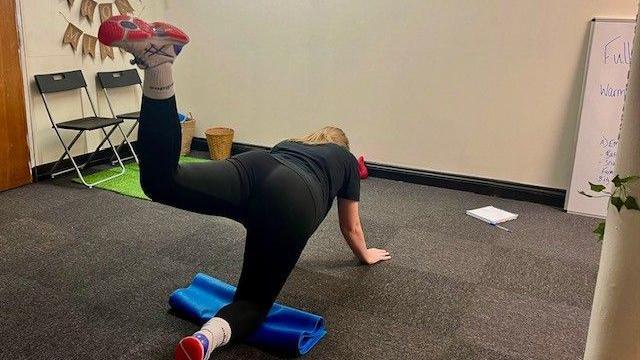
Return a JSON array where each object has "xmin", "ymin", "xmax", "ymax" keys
[{"xmin": 138, "ymin": 96, "xmax": 322, "ymax": 341}]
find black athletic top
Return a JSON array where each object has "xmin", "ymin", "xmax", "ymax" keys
[{"xmin": 270, "ymin": 140, "xmax": 360, "ymax": 215}]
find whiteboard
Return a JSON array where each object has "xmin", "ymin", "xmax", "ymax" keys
[{"xmin": 566, "ymin": 19, "xmax": 636, "ymax": 218}]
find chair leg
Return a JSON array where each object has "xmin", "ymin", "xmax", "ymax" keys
[
  {"xmin": 55, "ymin": 133, "xmax": 104, "ymax": 188},
  {"xmin": 110, "ymin": 120, "xmax": 139, "ymax": 164},
  {"xmin": 124, "ymin": 120, "xmax": 139, "ymax": 163},
  {"xmin": 81, "ymin": 126, "xmax": 117, "ymax": 169},
  {"xmin": 49, "ymin": 131, "xmax": 83, "ymax": 176},
  {"xmin": 48, "ymin": 129, "xmax": 109, "ymax": 186},
  {"xmin": 103, "ymin": 125, "xmax": 127, "ymax": 173},
  {"xmin": 75, "ymin": 126, "xmax": 126, "ymax": 189},
  {"xmin": 47, "ymin": 125, "xmax": 128, "ymax": 188},
  {"xmin": 110, "ymin": 137, "xmax": 129, "ymax": 164}
]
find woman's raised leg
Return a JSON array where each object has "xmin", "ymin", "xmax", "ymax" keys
[{"xmin": 98, "ymin": 16, "xmax": 246, "ymax": 221}]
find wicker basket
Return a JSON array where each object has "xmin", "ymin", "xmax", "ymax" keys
[
  {"xmin": 180, "ymin": 114, "xmax": 196, "ymax": 155},
  {"xmin": 205, "ymin": 127, "xmax": 234, "ymax": 160}
]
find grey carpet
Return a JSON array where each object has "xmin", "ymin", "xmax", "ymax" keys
[{"xmin": 0, "ymin": 168, "xmax": 601, "ymax": 359}]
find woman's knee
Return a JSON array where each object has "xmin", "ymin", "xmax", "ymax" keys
[
  {"xmin": 140, "ymin": 176, "xmax": 174, "ymax": 203},
  {"xmin": 216, "ymin": 301, "xmax": 271, "ymax": 340}
]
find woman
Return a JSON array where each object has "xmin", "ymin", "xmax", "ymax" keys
[{"xmin": 98, "ymin": 16, "xmax": 391, "ymax": 360}]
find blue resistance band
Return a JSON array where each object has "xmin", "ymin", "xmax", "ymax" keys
[{"xmin": 169, "ymin": 273, "xmax": 326, "ymax": 356}]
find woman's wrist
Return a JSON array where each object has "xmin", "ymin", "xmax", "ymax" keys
[
  {"xmin": 353, "ymin": 242, "xmax": 369, "ymax": 262},
  {"xmin": 348, "ymin": 231, "xmax": 367, "ymax": 258}
]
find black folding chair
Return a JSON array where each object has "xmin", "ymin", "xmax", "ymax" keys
[
  {"xmin": 34, "ymin": 70, "xmax": 126, "ymax": 188},
  {"xmin": 97, "ymin": 69, "xmax": 142, "ymax": 164}
]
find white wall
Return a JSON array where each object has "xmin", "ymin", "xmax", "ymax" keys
[
  {"xmin": 19, "ymin": 1, "xmax": 637, "ymax": 188},
  {"xmin": 156, "ymin": 0, "xmax": 637, "ymax": 189},
  {"xmin": 18, "ymin": 0, "xmax": 160, "ymax": 166}
]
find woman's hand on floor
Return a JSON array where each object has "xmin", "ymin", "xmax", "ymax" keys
[{"xmin": 361, "ymin": 248, "xmax": 391, "ymax": 265}]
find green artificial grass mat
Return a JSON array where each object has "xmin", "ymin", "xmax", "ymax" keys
[{"xmin": 73, "ymin": 156, "xmax": 208, "ymax": 200}]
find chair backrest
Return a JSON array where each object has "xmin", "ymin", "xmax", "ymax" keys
[
  {"xmin": 34, "ymin": 70, "xmax": 87, "ymax": 94},
  {"xmin": 97, "ymin": 69, "xmax": 142, "ymax": 89},
  {"xmin": 34, "ymin": 70, "xmax": 99, "ymax": 121}
]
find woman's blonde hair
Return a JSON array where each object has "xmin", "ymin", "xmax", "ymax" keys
[{"xmin": 291, "ymin": 126, "xmax": 350, "ymax": 150}]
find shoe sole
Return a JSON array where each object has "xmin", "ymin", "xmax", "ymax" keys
[
  {"xmin": 152, "ymin": 21, "xmax": 190, "ymax": 43},
  {"xmin": 98, "ymin": 15, "xmax": 153, "ymax": 46},
  {"xmin": 99, "ymin": 16, "xmax": 189, "ymax": 48},
  {"xmin": 175, "ymin": 336, "xmax": 205, "ymax": 360}
]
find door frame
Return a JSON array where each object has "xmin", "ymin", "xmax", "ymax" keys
[{"xmin": 13, "ymin": 0, "xmax": 36, "ymax": 169}]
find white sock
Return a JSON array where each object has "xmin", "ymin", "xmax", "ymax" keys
[
  {"xmin": 194, "ymin": 317, "xmax": 231, "ymax": 358},
  {"xmin": 143, "ymin": 62, "xmax": 175, "ymax": 100}
]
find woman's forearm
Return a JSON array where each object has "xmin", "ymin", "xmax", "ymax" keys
[
  {"xmin": 337, "ymin": 199, "xmax": 390, "ymax": 265},
  {"xmin": 341, "ymin": 226, "xmax": 368, "ymax": 261}
]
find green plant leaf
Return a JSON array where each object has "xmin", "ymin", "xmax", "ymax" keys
[
  {"xmin": 593, "ymin": 222, "xmax": 605, "ymax": 241},
  {"xmin": 625, "ymin": 196, "xmax": 640, "ymax": 210},
  {"xmin": 588, "ymin": 182, "xmax": 606, "ymax": 192},
  {"xmin": 619, "ymin": 175, "xmax": 640, "ymax": 184},
  {"xmin": 579, "ymin": 191, "xmax": 595, "ymax": 198},
  {"xmin": 612, "ymin": 175, "xmax": 622, "ymax": 187},
  {"xmin": 611, "ymin": 196, "xmax": 624, "ymax": 211}
]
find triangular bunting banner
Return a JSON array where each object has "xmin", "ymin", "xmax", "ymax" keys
[
  {"xmin": 98, "ymin": 3, "xmax": 113, "ymax": 23},
  {"xmin": 60, "ymin": 0, "xmax": 139, "ymax": 61},
  {"xmin": 62, "ymin": 22, "xmax": 83, "ymax": 50},
  {"xmin": 82, "ymin": 34, "xmax": 97, "ymax": 58},
  {"xmin": 80, "ymin": 0, "xmax": 98, "ymax": 22},
  {"xmin": 114, "ymin": 0, "xmax": 135, "ymax": 15},
  {"xmin": 100, "ymin": 43, "xmax": 115, "ymax": 61}
]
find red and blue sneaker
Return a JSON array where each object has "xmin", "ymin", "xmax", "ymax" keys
[
  {"xmin": 175, "ymin": 332, "xmax": 211, "ymax": 360},
  {"xmin": 98, "ymin": 15, "xmax": 189, "ymax": 69}
]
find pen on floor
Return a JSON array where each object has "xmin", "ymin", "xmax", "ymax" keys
[{"xmin": 492, "ymin": 223, "xmax": 511, "ymax": 232}]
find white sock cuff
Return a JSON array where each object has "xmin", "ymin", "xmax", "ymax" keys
[
  {"xmin": 143, "ymin": 62, "xmax": 175, "ymax": 100},
  {"xmin": 201, "ymin": 317, "xmax": 232, "ymax": 347}
]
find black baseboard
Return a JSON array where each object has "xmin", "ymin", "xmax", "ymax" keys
[
  {"xmin": 32, "ymin": 141, "xmax": 139, "ymax": 182},
  {"xmin": 366, "ymin": 163, "xmax": 566, "ymax": 208},
  {"xmin": 191, "ymin": 137, "xmax": 566, "ymax": 207}
]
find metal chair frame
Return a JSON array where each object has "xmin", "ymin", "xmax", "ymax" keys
[
  {"xmin": 97, "ymin": 69, "xmax": 142, "ymax": 164},
  {"xmin": 35, "ymin": 70, "xmax": 127, "ymax": 188}
]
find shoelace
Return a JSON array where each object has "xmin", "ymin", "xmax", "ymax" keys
[
  {"xmin": 130, "ymin": 56, "xmax": 149, "ymax": 69},
  {"xmin": 130, "ymin": 43, "xmax": 175, "ymax": 69}
]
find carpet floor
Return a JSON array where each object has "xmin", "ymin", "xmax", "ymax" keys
[{"xmin": 0, "ymin": 163, "xmax": 601, "ymax": 359}]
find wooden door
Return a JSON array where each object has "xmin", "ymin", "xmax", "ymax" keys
[{"xmin": 0, "ymin": 0, "xmax": 31, "ymax": 191}]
